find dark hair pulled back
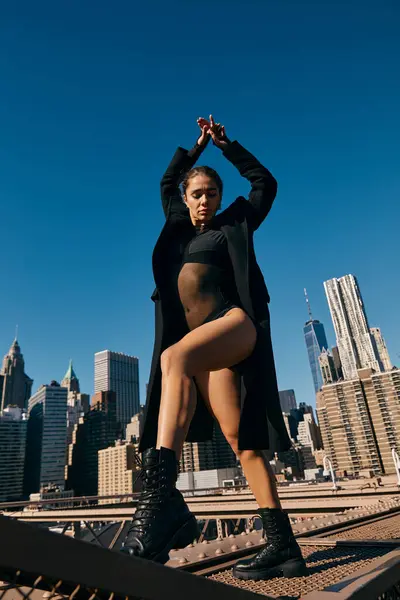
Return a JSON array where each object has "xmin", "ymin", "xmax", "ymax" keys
[{"xmin": 181, "ymin": 166, "xmax": 223, "ymax": 197}]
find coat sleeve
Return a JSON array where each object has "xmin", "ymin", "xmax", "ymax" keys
[
  {"xmin": 160, "ymin": 144, "xmax": 205, "ymax": 218},
  {"xmin": 222, "ymin": 141, "xmax": 278, "ymax": 230}
]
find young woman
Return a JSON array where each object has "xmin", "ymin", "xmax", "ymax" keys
[{"xmin": 121, "ymin": 117, "xmax": 308, "ymax": 580}]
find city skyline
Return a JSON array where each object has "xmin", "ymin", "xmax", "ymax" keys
[
  {"xmin": 1, "ymin": 268, "xmax": 399, "ymax": 502},
  {"xmin": 1, "ymin": 7, "xmax": 399, "ymax": 594},
  {"xmin": 2, "ymin": 269, "xmax": 397, "ymax": 413},
  {"xmin": 1, "ymin": 270, "xmax": 398, "ymax": 414},
  {"xmin": 2, "ymin": 2, "xmax": 399, "ymax": 415}
]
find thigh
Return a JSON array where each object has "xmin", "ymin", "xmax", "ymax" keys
[
  {"xmin": 168, "ymin": 308, "xmax": 257, "ymax": 376},
  {"xmin": 195, "ymin": 369, "xmax": 242, "ymax": 438}
]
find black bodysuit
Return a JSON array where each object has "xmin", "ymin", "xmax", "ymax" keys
[{"xmin": 178, "ymin": 226, "xmax": 241, "ymax": 331}]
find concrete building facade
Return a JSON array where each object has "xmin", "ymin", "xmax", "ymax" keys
[
  {"xmin": 125, "ymin": 408, "xmax": 144, "ymax": 442},
  {"xmin": 180, "ymin": 439, "xmax": 215, "ymax": 473},
  {"xmin": 359, "ymin": 367, "xmax": 400, "ymax": 473},
  {"xmin": 61, "ymin": 360, "xmax": 90, "ymax": 445},
  {"xmin": 298, "ymin": 444, "xmax": 317, "ymax": 471},
  {"xmin": 317, "ymin": 368, "xmax": 400, "ymax": 475},
  {"xmin": 282, "ymin": 412, "xmax": 297, "ymax": 441},
  {"xmin": 98, "ymin": 440, "xmax": 141, "ymax": 503},
  {"xmin": 331, "ymin": 346, "xmax": 344, "ymax": 380},
  {"xmin": 297, "ymin": 413, "xmax": 322, "ymax": 453},
  {"xmin": 370, "ymin": 327, "xmax": 392, "ymax": 372},
  {"xmin": 319, "ymin": 349, "xmax": 339, "ymax": 385},
  {"xmin": 65, "ymin": 391, "xmax": 120, "ymax": 496},
  {"xmin": 177, "ymin": 467, "xmax": 244, "ymax": 493},
  {"xmin": 180, "ymin": 423, "xmax": 236, "ymax": 474}
]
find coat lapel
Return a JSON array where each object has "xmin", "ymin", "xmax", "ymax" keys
[{"xmin": 222, "ymin": 218, "xmax": 254, "ymax": 320}]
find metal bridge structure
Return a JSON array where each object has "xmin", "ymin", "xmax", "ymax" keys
[{"xmin": 1, "ymin": 481, "xmax": 400, "ymax": 599}]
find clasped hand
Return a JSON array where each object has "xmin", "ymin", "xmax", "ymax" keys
[{"xmin": 196, "ymin": 115, "xmax": 230, "ymax": 149}]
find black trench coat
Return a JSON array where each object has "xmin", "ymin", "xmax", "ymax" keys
[{"xmin": 139, "ymin": 141, "xmax": 291, "ymax": 455}]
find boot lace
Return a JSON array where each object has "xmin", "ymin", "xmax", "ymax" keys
[{"xmin": 125, "ymin": 455, "xmax": 169, "ymax": 539}]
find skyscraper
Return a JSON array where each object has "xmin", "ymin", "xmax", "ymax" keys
[
  {"xmin": 180, "ymin": 440, "xmax": 215, "ymax": 473},
  {"xmin": 61, "ymin": 360, "xmax": 80, "ymax": 394},
  {"xmin": 318, "ymin": 349, "xmax": 339, "ymax": 385},
  {"xmin": 94, "ymin": 350, "xmax": 140, "ymax": 428},
  {"xmin": 180, "ymin": 423, "xmax": 236, "ymax": 473},
  {"xmin": 212, "ymin": 423, "xmax": 237, "ymax": 470},
  {"xmin": 0, "ymin": 338, "xmax": 33, "ymax": 411},
  {"xmin": 317, "ymin": 367, "xmax": 400, "ymax": 475},
  {"xmin": 65, "ymin": 391, "xmax": 120, "ymax": 496},
  {"xmin": 278, "ymin": 389, "xmax": 297, "ymax": 413},
  {"xmin": 0, "ymin": 406, "xmax": 28, "ymax": 501},
  {"xmin": 24, "ymin": 381, "xmax": 68, "ymax": 494},
  {"xmin": 298, "ymin": 402, "xmax": 315, "ymax": 417},
  {"xmin": 331, "ymin": 346, "xmax": 343, "ymax": 380},
  {"xmin": 303, "ymin": 290, "xmax": 328, "ymax": 392},
  {"xmin": 126, "ymin": 408, "xmax": 144, "ymax": 442},
  {"xmin": 282, "ymin": 412, "xmax": 297, "ymax": 441},
  {"xmin": 61, "ymin": 360, "xmax": 90, "ymax": 445},
  {"xmin": 296, "ymin": 412, "xmax": 322, "ymax": 453},
  {"xmin": 370, "ymin": 328, "xmax": 392, "ymax": 372},
  {"xmin": 98, "ymin": 441, "xmax": 142, "ymax": 503},
  {"xmin": 324, "ymin": 275, "xmax": 382, "ymax": 380}
]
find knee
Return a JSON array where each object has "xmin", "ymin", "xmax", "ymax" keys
[
  {"xmin": 160, "ymin": 346, "xmax": 174, "ymax": 375},
  {"xmin": 160, "ymin": 345, "xmax": 190, "ymax": 377},
  {"xmin": 224, "ymin": 431, "xmax": 240, "ymax": 456}
]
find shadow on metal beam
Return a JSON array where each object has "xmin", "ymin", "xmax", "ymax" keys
[{"xmin": 0, "ymin": 515, "xmax": 266, "ymax": 600}]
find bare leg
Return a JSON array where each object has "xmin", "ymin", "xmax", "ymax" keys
[
  {"xmin": 156, "ymin": 372, "xmax": 196, "ymax": 456},
  {"xmin": 155, "ymin": 308, "xmax": 256, "ymax": 459},
  {"xmin": 207, "ymin": 371, "xmax": 309, "ymax": 580},
  {"xmin": 195, "ymin": 369, "xmax": 281, "ymax": 509},
  {"xmin": 123, "ymin": 308, "xmax": 290, "ymax": 568},
  {"xmin": 240, "ymin": 451, "xmax": 281, "ymax": 509}
]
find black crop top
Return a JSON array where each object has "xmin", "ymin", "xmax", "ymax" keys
[
  {"xmin": 181, "ymin": 227, "xmax": 232, "ymax": 269},
  {"xmin": 178, "ymin": 226, "xmax": 241, "ymax": 330}
]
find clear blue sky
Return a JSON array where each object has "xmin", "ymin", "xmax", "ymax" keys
[{"xmin": 1, "ymin": 0, "xmax": 399, "ymax": 410}]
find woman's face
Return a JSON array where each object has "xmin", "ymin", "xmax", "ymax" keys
[{"xmin": 184, "ymin": 174, "xmax": 221, "ymax": 225}]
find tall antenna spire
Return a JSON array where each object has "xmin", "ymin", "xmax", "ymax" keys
[
  {"xmin": 304, "ymin": 288, "xmax": 313, "ymax": 321},
  {"xmin": 15, "ymin": 324, "xmax": 19, "ymax": 341}
]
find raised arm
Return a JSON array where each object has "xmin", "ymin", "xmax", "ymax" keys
[
  {"xmin": 160, "ymin": 119, "xmax": 210, "ymax": 218},
  {"xmin": 222, "ymin": 141, "xmax": 277, "ymax": 230},
  {"xmin": 208, "ymin": 115, "xmax": 277, "ymax": 230}
]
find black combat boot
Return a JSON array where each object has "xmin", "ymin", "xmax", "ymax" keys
[
  {"xmin": 121, "ymin": 447, "xmax": 198, "ymax": 564},
  {"xmin": 233, "ymin": 508, "xmax": 308, "ymax": 580}
]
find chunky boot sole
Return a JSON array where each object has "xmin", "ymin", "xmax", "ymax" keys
[
  {"xmin": 233, "ymin": 557, "xmax": 308, "ymax": 581},
  {"xmin": 153, "ymin": 515, "xmax": 199, "ymax": 565}
]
